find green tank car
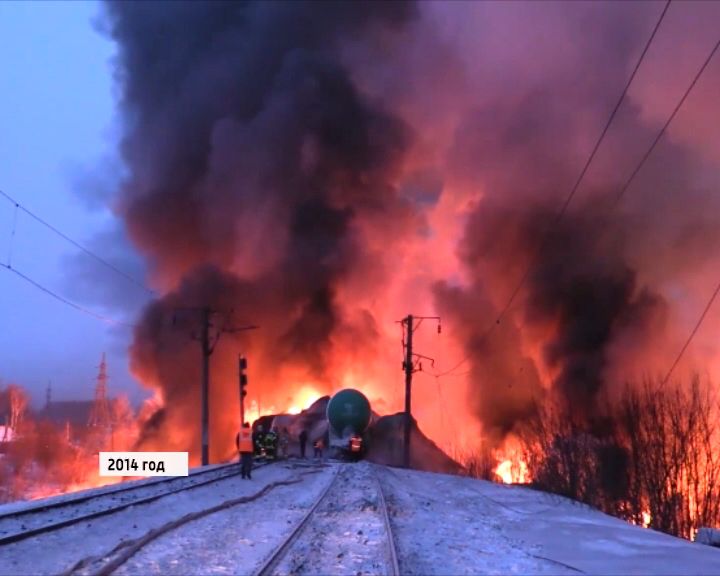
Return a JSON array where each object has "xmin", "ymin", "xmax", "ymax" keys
[{"xmin": 326, "ymin": 388, "xmax": 371, "ymax": 459}]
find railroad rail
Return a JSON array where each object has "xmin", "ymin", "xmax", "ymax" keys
[
  {"xmin": 0, "ymin": 460, "xmax": 268, "ymax": 546},
  {"xmin": 254, "ymin": 466, "xmax": 341, "ymax": 576},
  {"xmin": 255, "ymin": 463, "xmax": 399, "ymax": 576},
  {"xmin": 76, "ymin": 461, "xmax": 329, "ymax": 576},
  {"xmin": 373, "ymin": 465, "xmax": 401, "ymax": 576}
]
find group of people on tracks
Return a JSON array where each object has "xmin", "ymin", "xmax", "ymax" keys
[{"xmin": 235, "ymin": 424, "xmax": 326, "ymax": 480}]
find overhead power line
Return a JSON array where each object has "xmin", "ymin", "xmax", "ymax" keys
[
  {"xmin": 0, "ymin": 262, "xmax": 136, "ymax": 328},
  {"xmin": 613, "ymin": 36, "xmax": 720, "ymax": 206},
  {"xmin": 491, "ymin": 0, "xmax": 673, "ymax": 322},
  {"xmin": 0, "ymin": 188, "xmax": 155, "ymax": 296},
  {"xmin": 662, "ymin": 280, "xmax": 720, "ymax": 387},
  {"xmin": 434, "ymin": 0, "xmax": 672, "ymax": 379},
  {"xmin": 630, "ymin": 37, "xmax": 720, "ymax": 387}
]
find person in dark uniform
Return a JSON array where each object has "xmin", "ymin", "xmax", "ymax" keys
[
  {"xmin": 264, "ymin": 428, "xmax": 278, "ymax": 460},
  {"xmin": 299, "ymin": 429, "xmax": 308, "ymax": 458},
  {"xmin": 253, "ymin": 424, "xmax": 266, "ymax": 458}
]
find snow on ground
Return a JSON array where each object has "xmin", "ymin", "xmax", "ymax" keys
[
  {"xmin": 0, "ymin": 464, "xmax": 239, "ymax": 538},
  {"xmin": 109, "ymin": 461, "xmax": 338, "ymax": 576},
  {"xmin": 377, "ymin": 465, "xmax": 720, "ymax": 576},
  {"xmin": 0, "ymin": 460, "xmax": 329, "ymax": 576},
  {"xmin": 0, "ymin": 461, "xmax": 232, "ymax": 516},
  {"xmin": 86, "ymin": 461, "xmax": 388, "ymax": 576},
  {"xmin": 2, "ymin": 460, "xmax": 720, "ymax": 575},
  {"xmin": 272, "ymin": 462, "xmax": 390, "ymax": 575}
]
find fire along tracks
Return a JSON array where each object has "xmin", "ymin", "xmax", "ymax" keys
[
  {"xmin": 255, "ymin": 463, "xmax": 400, "ymax": 576},
  {"xmin": 0, "ymin": 461, "xmax": 255, "ymax": 546}
]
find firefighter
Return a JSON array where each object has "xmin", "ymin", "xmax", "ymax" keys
[
  {"xmin": 264, "ymin": 427, "xmax": 278, "ymax": 460},
  {"xmin": 253, "ymin": 424, "xmax": 266, "ymax": 459},
  {"xmin": 236, "ymin": 422, "xmax": 254, "ymax": 479},
  {"xmin": 313, "ymin": 437, "xmax": 324, "ymax": 459}
]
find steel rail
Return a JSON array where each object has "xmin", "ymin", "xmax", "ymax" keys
[
  {"xmin": 80, "ymin": 464, "xmax": 327, "ymax": 576},
  {"xmin": 254, "ymin": 465, "xmax": 341, "ymax": 576},
  {"xmin": 256, "ymin": 464, "xmax": 399, "ymax": 576},
  {"xmin": 373, "ymin": 466, "xmax": 401, "ymax": 576},
  {"xmin": 0, "ymin": 461, "xmax": 271, "ymax": 546},
  {"xmin": 0, "ymin": 461, "xmax": 238, "ymax": 521}
]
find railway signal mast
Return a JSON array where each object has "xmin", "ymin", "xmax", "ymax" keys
[
  {"xmin": 173, "ymin": 307, "xmax": 258, "ymax": 466},
  {"xmin": 399, "ymin": 314, "xmax": 441, "ymax": 469},
  {"xmin": 239, "ymin": 355, "xmax": 248, "ymax": 427}
]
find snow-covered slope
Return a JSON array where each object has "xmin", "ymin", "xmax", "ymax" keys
[
  {"xmin": 2, "ymin": 460, "xmax": 718, "ymax": 575},
  {"xmin": 378, "ymin": 465, "xmax": 720, "ymax": 575}
]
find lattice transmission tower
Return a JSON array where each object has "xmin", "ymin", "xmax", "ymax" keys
[{"xmin": 88, "ymin": 353, "xmax": 111, "ymax": 429}]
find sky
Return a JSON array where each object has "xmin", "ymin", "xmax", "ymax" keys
[{"xmin": 0, "ymin": 1, "xmax": 146, "ymax": 407}]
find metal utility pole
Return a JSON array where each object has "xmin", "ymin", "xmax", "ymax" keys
[
  {"xmin": 200, "ymin": 307, "xmax": 211, "ymax": 467},
  {"xmin": 403, "ymin": 315, "xmax": 414, "ymax": 470},
  {"xmin": 399, "ymin": 314, "xmax": 441, "ymax": 469},
  {"xmin": 174, "ymin": 307, "xmax": 258, "ymax": 466}
]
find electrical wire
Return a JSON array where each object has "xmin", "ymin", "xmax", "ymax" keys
[
  {"xmin": 439, "ymin": 34, "xmax": 720, "ymax": 384},
  {"xmin": 490, "ymin": 0, "xmax": 672, "ymax": 322},
  {"xmin": 0, "ymin": 262, "xmax": 136, "ymax": 329},
  {"xmin": 632, "ymin": 36, "xmax": 720, "ymax": 388},
  {"xmin": 613, "ymin": 36, "xmax": 720, "ymax": 206},
  {"xmin": 432, "ymin": 2, "xmax": 680, "ymax": 379},
  {"xmin": 0, "ymin": 188, "xmax": 155, "ymax": 296},
  {"xmin": 661, "ymin": 279, "xmax": 720, "ymax": 387},
  {"xmin": 7, "ymin": 203, "xmax": 18, "ymax": 267}
]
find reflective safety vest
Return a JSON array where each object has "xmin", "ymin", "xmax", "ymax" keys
[
  {"xmin": 350, "ymin": 436, "xmax": 362, "ymax": 453},
  {"xmin": 238, "ymin": 429, "xmax": 253, "ymax": 453}
]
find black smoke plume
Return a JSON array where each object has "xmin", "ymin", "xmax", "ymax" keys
[{"xmin": 105, "ymin": 1, "xmax": 418, "ymax": 457}]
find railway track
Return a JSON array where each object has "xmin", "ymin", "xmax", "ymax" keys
[
  {"xmin": 374, "ymin": 465, "xmax": 401, "ymax": 576},
  {"xmin": 0, "ymin": 460, "xmax": 267, "ymax": 546},
  {"xmin": 72, "ymin": 460, "xmax": 330, "ymax": 576},
  {"xmin": 255, "ymin": 463, "xmax": 400, "ymax": 576}
]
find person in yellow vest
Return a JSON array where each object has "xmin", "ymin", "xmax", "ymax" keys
[{"xmin": 236, "ymin": 422, "xmax": 254, "ymax": 479}]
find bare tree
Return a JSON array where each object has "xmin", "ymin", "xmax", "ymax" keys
[
  {"xmin": 8, "ymin": 385, "xmax": 28, "ymax": 432},
  {"xmin": 607, "ymin": 376, "xmax": 720, "ymax": 538},
  {"xmin": 519, "ymin": 376, "xmax": 720, "ymax": 540}
]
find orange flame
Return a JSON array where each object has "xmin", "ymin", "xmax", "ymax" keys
[{"xmin": 493, "ymin": 439, "xmax": 530, "ymax": 484}]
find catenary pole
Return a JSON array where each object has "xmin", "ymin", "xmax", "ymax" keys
[
  {"xmin": 403, "ymin": 314, "xmax": 414, "ymax": 469},
  {"xmin": 201, "ymin": 306, "xmax": 211, "ymax": 466}
]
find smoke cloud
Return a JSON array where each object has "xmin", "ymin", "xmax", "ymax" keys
[{"xmin": 101, "ymin": 1, "xmax": 720, "ymax": 457}]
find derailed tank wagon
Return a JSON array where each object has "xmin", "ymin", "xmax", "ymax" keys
[{"xmin": 326, "ymin": 388, "xmax": 372, "ymax": 459}]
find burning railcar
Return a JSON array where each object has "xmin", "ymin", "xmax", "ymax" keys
[{"xmin": 326, "ymin": 388, "xmax": 372, "ymax": 459}]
